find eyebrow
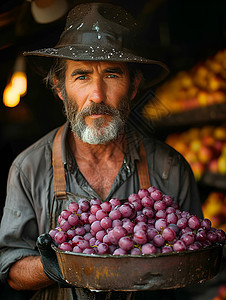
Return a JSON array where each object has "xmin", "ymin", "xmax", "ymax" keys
[{"xmin": 71, "ymin": 67, "xmax": 124, "ymax": 77}]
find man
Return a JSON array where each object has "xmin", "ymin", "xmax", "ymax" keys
[{"xmin": 0, "ymin": 2, "xmax": 203, "ymax": 300}]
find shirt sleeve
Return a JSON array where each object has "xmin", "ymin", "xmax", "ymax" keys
[{"xmin": 0, "ymin": 162, "xmax": 40, "ymax": 283}]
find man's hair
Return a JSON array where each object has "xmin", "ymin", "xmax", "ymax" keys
[{"xmin": 44, "ymin": 58, "xmax": 143, "ymax": 99}]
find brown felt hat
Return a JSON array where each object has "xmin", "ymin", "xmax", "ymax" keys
[{"xmin": 24, "ymin": 2, "xmax": 169, "ymax": 87}]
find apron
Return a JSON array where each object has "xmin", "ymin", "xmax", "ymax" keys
[{"xmin": 32, "ymin": 125, "xmax": 151, "ymax": 300}]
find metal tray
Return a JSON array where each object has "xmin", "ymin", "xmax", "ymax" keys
[{"xmin": 52, "ymin": 244, "xmax": 224, "ymax": 291}]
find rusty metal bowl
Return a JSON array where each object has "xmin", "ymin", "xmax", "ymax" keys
[{"xmin": 52, "ymin": 244, "xmax": 224, "ymax": 291}]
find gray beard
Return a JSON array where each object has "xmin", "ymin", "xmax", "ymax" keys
[{"xmin": 63, "ymin": 97, "xmax": 130, "ymax": 145}]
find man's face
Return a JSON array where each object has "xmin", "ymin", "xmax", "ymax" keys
[{"xmin": 61, "ymin": 60, "xmax": 137, "ymax": 144}]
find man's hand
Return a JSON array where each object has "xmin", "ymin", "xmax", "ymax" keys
[{"xmin": 37, "ymin": 233, "xmax": 72, "ymax": 288}]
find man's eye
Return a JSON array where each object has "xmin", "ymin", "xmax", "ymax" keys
[
  {"xmin": 107, "ymin": 74, "xmax": 118, "ymax": 78},
  {"xmin": 77, "ymin": 75, "xmax": 87, "ymax": 80}
]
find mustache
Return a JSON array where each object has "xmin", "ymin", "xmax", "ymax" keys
[{"xmin": 78, "ymin": 103, "xmax": 120, "ymax": 118}]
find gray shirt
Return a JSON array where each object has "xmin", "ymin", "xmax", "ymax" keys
[{"xmin": 0, "ymin": 121, "xmax": 203, "ymax": 284}]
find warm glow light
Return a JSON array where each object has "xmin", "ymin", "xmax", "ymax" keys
[
  {"xmin": 3, "ymin": 84, "xmax": 21, "ymax": 107},
  {"xmin": 11, "ymin": 71, "xmax": 27, "ymax": 96}
]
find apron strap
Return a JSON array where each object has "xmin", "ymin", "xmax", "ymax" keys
[
  {"xmin": 52, "ymin": 126, "xmax": 151, "ymax": 196},
  {"xmin": 52, "ymin": 124, "xmax": 67, "ymax": 199},
  {"xmin": 136, "ymin": 140, "xmax": 151, "ymax": 190}
]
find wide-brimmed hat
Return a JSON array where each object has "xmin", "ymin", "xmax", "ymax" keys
[{"xmin": 24, "ymin": 2, "xmax": 169, "ymax": 88}]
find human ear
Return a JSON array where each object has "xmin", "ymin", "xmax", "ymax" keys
[
  {"xmin": 53, "ymin": 75, "xmax": 64, "ymax": 101},
  {"xmin": 130, "ymin": 71, "xmax": 143, "ymax": 100}
]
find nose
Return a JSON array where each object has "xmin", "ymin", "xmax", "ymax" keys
[{"xmin": 88, "ymin": 78, "xmax": 106, "ymax": 103}]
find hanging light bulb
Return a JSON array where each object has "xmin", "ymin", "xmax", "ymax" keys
[
  {"xmin": 3, "ymin": 84, "xmax": 21, "ymax": 107},
  {"xmin": 11, "ymin": 71, "xmax": 27, "ymax": 96},
  {"xmin": 3, "ymin": 55, "xmax": 27, "ymax": 108}
]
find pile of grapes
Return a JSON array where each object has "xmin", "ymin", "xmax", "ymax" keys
[{"xmin": 49, "ymin": 187, "xmax": 225, "ymax": 255}]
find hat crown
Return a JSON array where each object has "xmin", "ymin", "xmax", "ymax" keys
[{"xmin": 57, "ymin": 3, "xmax": 137, "ymax": 50}]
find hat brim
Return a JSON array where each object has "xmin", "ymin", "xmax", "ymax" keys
[{"xmin": 24, "ymin": 45, "xmax": 169, "ymax": 88}]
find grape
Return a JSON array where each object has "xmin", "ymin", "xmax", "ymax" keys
[
  {"xmin": 122, "ymin": 220, "xmax": 135, "ymax": 234},
  {"xmin": 103, "ymin": 234, "xmax": 111, "ymax": 245},
  {"xmin": 96, "ymin": 209, "xmax": 108, "ymax": 221},
  {"xmin": 162, "ymin": 227, "xmax": 176, "ymax": 242},
  {"xmin": 67, "ymin": 229, "xmax": 76, "ymax": 240},
  {"xmin": 135, "ymin": 214, "xmax": 147, "ymax": 223},
  {"xmin": 155, "ymin": 209, "xmax": 166, "ymax": 219},
  {"xmin": 201, "ymin": 218, "xmax": 211, "ymax": 231},
  {"xmin": 112, "ymin": 226, "xmax": 127, "ymax": 240},
  {"xmin": 196, "ymin": 229, "xmax": 207, "ymax": 242},
  {"xmin": 50, "ymin": 186, "xmax": 225, "ymax": 257},
  {"xmin": 130, "ymin": 247, "xmax": 142, "ymax": 255},
  {"xmin": 109, "ymin": 209, "xmax": 122, "ymax": 220},
  {"xmin": 108, "ymin": 229, "xmax": 119, "ymax": 245},
  {"xmin": 49, "ymin": 228, "xmax": 59, "ymax": 239},
  {"xmin": 180, "ymin": 232, "xmax": 195, "ymax": 246},
  {"xmin": 88, "ymin": 214, "xmax": 97, "ymax": 224},
  {"xmin": 73, "ymin": 246, "xmax": 82, "ymax": 253},
  {"xmin": 155, "ymin": 218, "xmax": 167, "ymax": 232},
  {"xmin": 141, "ymin": 243, "xmax": 157, "ymax": 254},
  {"xmin": 188, "ymin": 215, "xmax": 201, "ymax": 230},
  {"xmin": 96, "ymin": 230, "xmax": 106, "ymax": 242},
  {"xmin": 119, "ymin": 236, "xmax": 134, "ymax": 251},
  {"xmin": 150, "ymin": 190, "xmax": 162, "ymax": 201},
  {"xmin": 100, "ymin": 217, "xmax": 112, "ymax": 230},
  {"xmin": 134, "ymin": 222, "xmax": 148, "ymax": 232},
  {"xmin": 133, "ymin": 230, "xmax": 147, "ymax": 245},
  {"xmin": 68, "ymin": 214, "xmax": 79, "ymax": 226},
  {"xmin": 60, "ymin": 219, "xmax": 71, "ymax": 232},
  {"xmin": 154, "ymin": 200, "xmax": 166, "ymax": 211},
  {"xmin": 79, "ymin": 199, "xmax": 90, "ymax": 212},
  {"xmin": 59, "ymin": 242, "xmax": 73, "ymax": 252},
  {"xmin": 91, "ymin": 221, "xmax": 102, "ymax": 234},
  {"xmin": 161, "ymin": 245, "xmax": 173, "ymax": 253},
  {"xmin": 173, "ymin": 240, "xmax": 186, "ymax": 252},
  {"xmin": 90, "ymin": 198, "xmax": 101, "ymax": 206},
  {"xmin": 109, "ymin": 198, "xmax": 121, "ymax": 208},
  {"xmin": 97, "ymin": 243, "xmax": 109, "ymax": 254},
  {"xmin": 55, "ymin": 231, "xmax": 67, "ymax": 244},
  {"xmin": 138, "ymin": 189, "xmax": 149, "ymax": 199},
  {"xmin": 89, "ymin": 237, "xmax": 97, "ymax": 247},
  {"xmin": 112, "ymin": 219, "xmax": 122, "ymax": 227},
  {"xmin": 83, "ymin": 232, "xmax": 93, "ymax": 241},
  {"xmin": 166, "ymin": 213, "xmax": 178, "ymax": 225},
  {"xmin": 83, "ymin": 248, "xmax": 95, "ymax": 254},
  {"xmin": 143, "ymin": 207, "xmax": 155, "ymax": 219},
  {"xmin": 162, "ymin": 195, "xmax": 173, "ymax": 207},
  {"xmin": 216, "ymin": 229, "xmax": 226, "ymax": 243},
  {"xmin": 90, "ymin": 204, "xmax": 101, "ymax": 215},
  {"xmin": 207, "ymin": 231, "xmax": 218, "ymax": 243},
  {"xmin": 75, "ymin": 226, "xmax": 86, "ymax": 236},
  {"xmin": 177, "ymin": 217, "xmax": 188, "ymax": 230},
  {"xmin": 132, "ymin": 199, "xmax": 143, "ymax": 211},
  {"xmin": 61, "ymin": 209, "xmax": 71, "ymax": 220},
  {"xmin": 153, "ymin": 234, "xmax": 165, "ymax": 247},
  {"xmin": 141, "ymin": 196, "xmax": 154, "ymax": 208},
  {"xmin": 68, "ymin": 202, "xmax": 79, "ymax": 213},
  {"xmin": 165, "ymin": 206, "xmax": 176, "ymax": 214},
  {"xmin": 119, "ymin": 203, "xmax": 134, "ymax": 218},
  {"xmin": 148, "ymin": 186, "xmax": 158, "ymax": 193},
  {"xmin": 101, "ymin": 202, "xmax": 112, "ymax": 212},
  {"xmin": 147, "ymin": 228, "xmax": 158, "ymax": 241},
  {"xmin": 113, "ymin": 248, "xmax": 127, "ymax": 256}
]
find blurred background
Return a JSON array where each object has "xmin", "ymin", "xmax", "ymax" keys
[{"xmin": 0, "ymin": 0, "xmax": 226, "ymax": 299}]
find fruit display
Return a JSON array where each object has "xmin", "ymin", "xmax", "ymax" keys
[
  {"xmin": 49, "ymin": 186, "xmax": 225, "ymax": 256},
  {"xmin": 202, "ymin": 192, "xmax": 226, "ymax": 232},
  {"xmin": 143, "ymin": 49, "xmax": 226, "ymax": 119},
  {"xmin": 165, "ymin": 125, "xmax": 226, "ymax": 180}
]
